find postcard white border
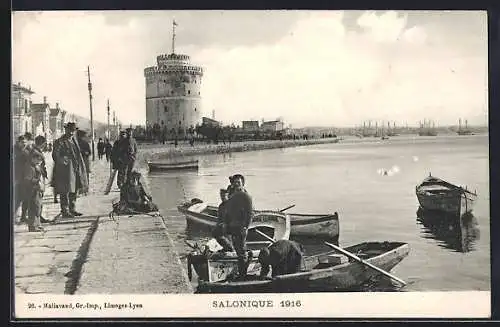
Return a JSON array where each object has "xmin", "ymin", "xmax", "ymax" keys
[{"xmin": 14, "ymin": 291, "xmax": 490, "ymax": 319}]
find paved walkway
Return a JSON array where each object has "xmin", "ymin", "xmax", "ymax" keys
[{"xmin": 13, "ymin": 153, "xmax": 191, "ymax": 294}]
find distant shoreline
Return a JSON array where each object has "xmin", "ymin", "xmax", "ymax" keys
[{"xmin": 136, "ymin": 132, "xmax": 487, "ymax": 164}]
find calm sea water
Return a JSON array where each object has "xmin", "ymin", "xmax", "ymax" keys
[{"xmin": 146, "ymin": 134, "xmax": 490, "ymax": 292}]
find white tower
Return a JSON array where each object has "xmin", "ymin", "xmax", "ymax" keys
[{"xmin": 144, "ymin": 20, "xmax": 204, "ymax": 137}]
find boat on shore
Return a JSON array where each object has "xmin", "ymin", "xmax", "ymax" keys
[
  {"xmin": 147, "ymin": 159, "xmax": 199, "ymax": 172},
  {"xmin": 196, "ymin": 241, "xmax": 410, "ymax": 293},
  {"xmin": 415, "ymin": 174, "xmax": 477, "ymax": 216},
  {"xmin": 177, "ymin": 199, "xmax": 339, "ymax": 242},
  {"xmin": 186, "ymin": 210, "xmax": 291, "ymax": 283}
]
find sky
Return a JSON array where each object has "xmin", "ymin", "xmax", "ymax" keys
[{"xmin": 12, "ymin": 10, "xmax": 488, "ymax": 128}]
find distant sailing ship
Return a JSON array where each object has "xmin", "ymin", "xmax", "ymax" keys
[
  {"xmin": 457, "ymin": 118, "xmax": 474, "ymax": 135},
  {"xmin": 418, "ymin": 119, "xmax": 438, "ymax": 136}
]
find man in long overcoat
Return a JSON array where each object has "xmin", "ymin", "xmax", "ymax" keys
[{"xmin": 52, "ymin": 122, "xmax": 89, "ymax": 218}]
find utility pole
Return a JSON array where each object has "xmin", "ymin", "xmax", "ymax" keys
[
  {"xmin": 107, "ymin": 99, "xmax": 110, "ymax": 140},
  {"xmin": 87, "ymin": 66, "xmax": 95, "ymax": 161}
]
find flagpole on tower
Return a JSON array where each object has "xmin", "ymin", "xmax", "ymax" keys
[{"xmin": 172, "ymin": 20, "xmax": 177, "ymax": 54}]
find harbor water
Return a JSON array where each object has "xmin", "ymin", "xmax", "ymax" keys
[{"xmin": 147, "ymin": 134, "xmax": 490, "ymax": 292}]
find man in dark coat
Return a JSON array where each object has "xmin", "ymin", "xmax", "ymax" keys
[
  {"xmin": 52, "ymin": 122, "xmax": 89, "ymax": 218},
  {"xmin": 212, "ymin": 188, "xmax": 235, "ymax": 252},
  {"xmin": 24, "ymin": 135, "xmax": 48, "ymax": 232},
  {"xmin": 13, "ymin": 135, "xmax": 30, "ymax": 223},
  {"xmin": 111, "ymin": 131, "xmax": 126, "ymax": 188},
  {"xmin": 97, "ymin": 138, "xmax": 105, "ymax": 160},
  {"xmin": 258, "ymin": 240, "xmax": 305, "ymax": 277},
  {"xmin": 225, "ymin": 174, "xmax": 254, "ymax": 277},
  {"xmin": 115, "ymin": 128, "xmax": 138, "ymax": 189},
  {"xmin": 104, "ymin": 139, "xmax": 113, "ymax": 162},
  {"xmin": 76, "ymin": 129, "xmax": 91, "ymax": 185}
]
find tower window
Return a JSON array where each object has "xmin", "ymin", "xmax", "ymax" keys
[
  {"xmin": 179, "ymin": 121, "xmax": 181, "ymax": 125},
  {"xmin": 198, "ymin": 92, "xmax": 200, "ymax": 95},
  {"xmin": 194, "ymin": 108, "xmax": 197, "ymax": 112},
  {"xmin": 188, "ymin": 90, "xmax": 191, "ymax": 95},
  {"xmin": 164, "ymin": 106, "xmax": 168, "ymax": 113},
  {"xmin": 171, "ymin": 90, "xmax": 174, "ymax": 95}
]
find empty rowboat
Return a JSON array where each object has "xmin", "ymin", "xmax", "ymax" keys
[
  {"xmin": 416, "ymin": 174, "xmax": 477, "ymax": 216},
  {"xmin": 177, "ymin": 199, "xmax": 339, "ymax": 242},
  {"xmin": 147, "ymin": 160, "xmax": 199, "ymax": 172}
]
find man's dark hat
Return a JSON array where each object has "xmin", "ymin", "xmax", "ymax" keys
[
  {"xmin": 232, "ymin": 174, "xmax": 245, "ymax": 182},
  {"xmin": 64, "ymin": 122, "xmax": 77, "ymax": 131}
]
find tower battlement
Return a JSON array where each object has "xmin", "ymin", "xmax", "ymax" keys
[{"xmin": 144, "ymin": 64, "xmax": 203, "ymax": 77}]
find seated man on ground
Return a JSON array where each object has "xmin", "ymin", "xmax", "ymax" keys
[
  {"xmin": 114, "ymin": 171, "xmax": 158, "ymax": 214},
  {"xmin": 258, "ymin": 239, "xmax": 305, "ymax": 278}
]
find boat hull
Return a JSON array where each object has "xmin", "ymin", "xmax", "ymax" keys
[
  {"xmin": 178, "ymin": 201, "xmax": 339, "ymax": 240},
  {"xmin": 196, "ymin": 242, "xmax": 410, "ymax": 293},
  {"xmin": 416, "ymin": 188, "xmax": 476, "ymax": 216},
  {"xmin": 415, "ymin": 175, "xmax": 477, "ymax": 216},
  {"xmin": 148, "ymin": 160, "xmax": 199, "ymax": 172}
]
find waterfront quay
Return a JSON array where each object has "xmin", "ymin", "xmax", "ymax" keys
[{"xmin": 13, "ymin": 153, "xmax": 192, "ymax": 294}]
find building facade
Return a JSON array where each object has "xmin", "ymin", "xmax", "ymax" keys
[
  {"xmin": 31, "ymin": 97, "xmax": 53, "ymax": 142},
  {"xmin": 242, "ymin": 120, "xmax": 259, "ymax": 131},
  {"xmin": 144, "ymin": 52, "xmax": 204, "ymax": 137},
  {"xmin": 11, "ymin": 83, "xmax": 34, "ymax": 139},
  {"xmin": 261, "ymin": 120, "xmax": 285, "ymax": 133},
  {"xmin": 49, "ymin": 103, "xmax": 66, "ymax": 141}
]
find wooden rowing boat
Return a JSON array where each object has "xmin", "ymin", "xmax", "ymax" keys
[
  {"xmin": 147, "ymin": 160, "xmax": 199, "ymax": 172},
  {"xmin": 186, "ymin": 211, "xmax": 291, "ymax": 283},
  {"xmin": 178, "ymin": 199, "xmax": 339, "ymax": 241},
  {"xmin": 196, "ymin": 241, "xmax": 410, "ymax": 293},
  {"xmin": 416, "ymin": 174, "xmax": 477, "ymax": 216}
]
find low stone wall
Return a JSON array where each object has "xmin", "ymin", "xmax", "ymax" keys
[{"xmin": 137, "ymin": 138, "xmax": 340, "ymax": 162}]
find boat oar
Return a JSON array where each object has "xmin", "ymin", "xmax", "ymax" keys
[
  {"xmin": 324, "ymin": 241, "xmax": 407, "ymax": 287},
  {"xmin": 279, "ymin": 204, "xmax": 296, "ymax": 212},
  {"xmin": 254, "ymin": 229, "xmax": 276, "ymax": 245}
]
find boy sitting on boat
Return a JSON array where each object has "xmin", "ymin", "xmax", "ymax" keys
[
  {"xmin": 258, "ymin": 240, "xmax": 305, "ymax": 277},
  {"xmin": 212, "ymin": 188, "xmax": 235, "ymax": 252}
]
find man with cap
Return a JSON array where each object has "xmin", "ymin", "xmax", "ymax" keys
[
  {"xmin": 24, "ymin": 135, "xmax": 48, "ymax": 232},
  {"xmin": 13, "ymin": 134, "xmax": 30, "ymax": 223},
  {"xmin": 212, "ymin": 188, "xmax": 235, "ymax": 252},
  {"xmin": 76, "ymin": 129, "xmax": 91, "ymax": 184},
  {"xmin": 225, "ymin": 173, "xmax": 254, "ymax": 278},
  {"xmin": 52, "ymin": 122, "xmax": 89, "ymax": 218},
  {"xmin": 115, "ymin": 128, "xmax": 138, "ymax": 189}
]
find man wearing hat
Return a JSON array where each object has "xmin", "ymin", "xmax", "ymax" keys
[
  {"xmin": 51, "ymin": 122, "xmax": 89, "ymax": 218},
  {"xmin": 225, "ymin": 174, "xmax": 254, "ymax": 278},
  {"xmin": 114, "ymin": 128, "xmax": 138, "ymax": 189},
  {"xmin": 76, "ymin": 129, "xmax": 91, "ymax": 183}
]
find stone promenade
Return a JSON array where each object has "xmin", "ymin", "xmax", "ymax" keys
[{"xmin": 13, "ymin": 154, "xmax": 192, "ymax": 294}]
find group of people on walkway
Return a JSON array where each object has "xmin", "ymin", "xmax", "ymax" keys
[
  {"xmin": 13, "ymin": 122, "xmax": 91, "ymax": 232},
  {"xmin": 96, "ymin": 138, "xmax": 113, "ymax": 161},
  {"xmin": 211, "ymin": 174, "xmax": 305, "ymax": 279}
]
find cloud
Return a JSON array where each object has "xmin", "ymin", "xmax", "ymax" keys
[{"xmin": 12, "ymin": 10, "xmax": 487, "ymax": 128}]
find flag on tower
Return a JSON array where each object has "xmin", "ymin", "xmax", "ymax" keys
[{"xmin": 173, "ymin": 20, "xmax": 178, "ymax": 26}]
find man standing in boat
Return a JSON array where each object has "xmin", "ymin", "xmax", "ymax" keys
[
  {"xmin": 225, "ymin": 174, "xmax": 254, "ymax": 278},
  {"xmin": 213, "ymin": 188, "xmax": 234, "ymax": 252}
]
